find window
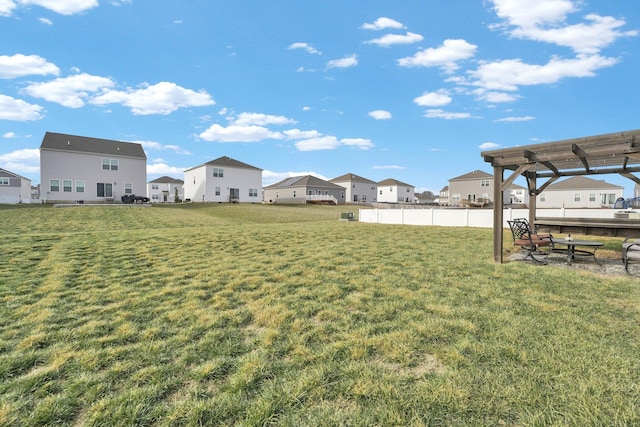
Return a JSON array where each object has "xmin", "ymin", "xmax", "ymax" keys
[
  {"xmin": 589, "ymin": 193, "xmax": 596, "ymax": 202},
  {"xmin": 574, "ymin": 193, "xmax": 581, "ymax": 202},
  {"xmin": 215, "ymin": 187, "xmax": 220, "ymax": 196},
  {"xmin": 0, "ymin": 177, "xmax": 9, "ymax": 185},
  {"xmin": 152, "ymin": 194, "xmax": 159, "ymax": 201},
  {"xmin": 124, "ymin": 183, "xmax": 133, "ymax": 194},
  {"xmin": 213, "ymin": 168, "xmax": 223, "ymax": 177},
  {"xmin": 308, "ymin": 190, "xmax": 313, "ymax": 195},
  {"xmin": 406, "ymin": 187, "xmax": 410, "ymax": 192},
  {"xmin": 97, "ymin": 183, "xmax": 113, "ymax": 198},
  {"xmin": 540, "ymin": 194, "xmax": 546, "ymax": 202},
  {"xmin": 102, "ymin": 159, "xmax": 119, "ymax": 170},
  {"xmin": 76, "ymin": 180, "xmax": 85, "ymax": 192},
  {"xmin": 249, "ymin": 188, "xmax": 258, "ymax": 197},
  {"xmin": 50, "ymin": 179, "xmax": 60, "ymax": 192},
  {"xmin": 63, "ymin": 180, "xmax": 72, "ymax": 192},
  {"xmin": 152, "ymin": 184, "xmax": 159, "ymax": 190},
  {"xmin": 481, "ymin": 179, "xmax": 490, "ymax": 187},
  {"xmin": 379, "ymin": 190, "xmax": 382, "ymax": 195}
]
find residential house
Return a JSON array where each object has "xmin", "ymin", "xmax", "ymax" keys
[
  {"xmin": 330, "ymin": 173, "xmax": 377, "ymax": 203},
  {"xmin": 538, "ymin": 176, "xmax": 623, "ymax": 208},
  {"xmin": 263, "ymin": 175, "xmax": 346, "ymax": 204},
  {"xmin": 377, "ymin": 178, "xmax": 414, "ymax": 203},
  {"xmin": 40, "ymin": 132, "xmax": 147, "ymax": 203},
  {"xmin": 148, "ymin": 176, "xmax": 184, "ymax": 203},
  {"xmin": 448, "ymin": 170, "xmax": 493, "ymax": 206},
  {"xmin": 183, "ymin": 156, "xmax": 262, "ymax": 203},
  {"xmin": 439, "ymin": 185, "xmax": 449, "ymax": 206},
  {"xmin": 0, "ymin": 168, "xmax": 31, "ymax": 204},
  {"xmin": 507, "ymin": 183, "xmax": 528, "ymax": 206}
]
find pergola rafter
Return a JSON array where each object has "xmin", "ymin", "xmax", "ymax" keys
[{"xmin": 481, "ymin": 129, "xmax": 640, "ymax": 263}]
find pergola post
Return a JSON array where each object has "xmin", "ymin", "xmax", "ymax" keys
[{"xmin": 493, "ymin": 166, "xmax": 504, "ymax": 263}]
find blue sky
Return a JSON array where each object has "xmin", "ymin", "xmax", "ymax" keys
[{"xmin": 1, "ymin": 0, "xmax": 638, "ymax": 195}]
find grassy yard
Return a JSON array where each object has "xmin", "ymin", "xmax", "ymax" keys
[{"xmin": 1, "ymin": 204, "xmax": 638, "ymax": 426}]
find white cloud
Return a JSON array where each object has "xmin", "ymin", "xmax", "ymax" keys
[
  {"xmin": 39, "ymin": 17, "xmax": 52, "ymax": 25},
  {"xmin": 295, "ymin": 136, "xmax": 340, "ymax": 151},
  {"xmin": 262, "ymin": 170, "xmax": 329, "ymax": 186},
  {"xmin": 494, "ymin": 116, "xmax": 535, "ymax": 122},
  {"xmin": 361, "ymin": 17, "xmax": 405, "ymax": 31},
  {"xmin": 136, "ymin": 140, "xmax": 192, "ymax": 155},
  {"xmin": 490, "ymin": 0, "xmax": 637, "ymax": 54},
  {"xmin": 467, "ymin": 54, "xmax": 618, "ymax": 91},
  {"xmin": 0, "ymin": 0, "xmax": 17, "ymax": 16},
  {"xmin": 288, "ymin": 42, "xmax": 321, "ymax": 54},
  {"xmin": 373, "ymin": 165, "xmax": 405, "ymax": 170},
  {"xmin": 147, "ymin": 161, "xmax": 185, "ymax": 177},
  {"xmin": 327, "ymin": 54, "xmax": 358, "ymax": 69},
  {"xmin": 479, "ymin": 142, "xmax": 501, "ymax": 150},
  {"xmin": 424, "ymin": 109, "xmax": 472, "ymax": 119},
  {"xmin": 413, "ymin": 90, "xmax": 452, "ymax": 107},
  {"xmin": 398, "ymin": 39, "xmax": 477, "ymax": 72},
  {"xmin": 368, "ymin": 110, "xmax": 392, "ymax": 120},
  {"xmin": 473, "ymin": 89, "xmax": 520, "ymax": 103},
  {"xmin": 0, "ymin": 54, "xmax": 60, "ymax": 79},
  {"xmin": 90, "ymin": 81, "xmax": 215, "ymax": 115},
  {"xmin": 365, "ymin": 32, "xmax": 424, "ymax": 47},
  {"xmin": 283, "ymin": 129, "xmax": 322, "ymax": 140},
  {"xmin": 232, "ymin": 112, "xmax": 297, "ymax": 126},
  {"xmin": 3, "ymin": 132, "xmax": 17, "ymax": 138},
  {"xmin": 198, "ymin": 124, "xmax": 284, "ymax": 143},
  {"xmin": 17, "ymin": 0, "xmax": 98, "ymax": 15},
  {"xmin": 341, "ymin": 138, "xmax": 374, "ymax": 150},
  {"xmin": 26, "ymin": 73, "xmax": 115, "ymax": 108},
  {"xmin": 0, "ymin": 95, "xmax": 44, "ymax": 121},
  {"xmin": 0, "ymin": 148, "xmax": 40, "ymax": 174}
]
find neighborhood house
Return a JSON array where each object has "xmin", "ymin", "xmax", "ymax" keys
[
  {"xmin": 330, "ymin": 173, "xmax": 378, "ymax": 203},
  {"xmin": 39, "ymin": 132, "xmax": 147, "ymax": 204},
  {"xmin": 148, "ymin": 176, "xmax": 184, "ymax": 203},
  {"xmin": 0, "ymin": 168, "xmax": 31, "ymax": 204},
  {"xmin": 183, "ymin": 156, "xmax": 262, "ymax": 203},
  {"xmin": 263, "ymin": 175, "xmax": 346, "ymax": 204}
]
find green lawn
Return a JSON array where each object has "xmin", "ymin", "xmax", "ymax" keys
[{"xmin": 1, "ymin": 204, "xmax": 639, "ymax": 426}]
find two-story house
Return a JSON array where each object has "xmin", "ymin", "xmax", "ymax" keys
[
  {"xmin": 0, "ymin": 168, "xmax": 31, "ymax": 204},
  {"xmin": 148, "ymin": 176, "xmax": 184, "ymax": 203},
  {"xmin": 183, "ymin": 156, "xmax": 262, "ymax": 203},
  {"xmin": 377, "ymin": 178, "xmax": 414, "ymax": 203},
  {"xmin": 40, "ymin": 132, "xmax": 147, "ymax": 203},
  {"xmin": 330, "ymin": 173, "xmax": 377, "ymax": 203}
]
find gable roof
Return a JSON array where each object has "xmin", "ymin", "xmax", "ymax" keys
[
  {"xmin": 40, "ymin": 132, "xmax": 146, "ymax": 159},
  {"xmin": 265, "ymin": 175, "xmax": 343, "ymax": 189},
  {"xmin": 546, "ymin": 175, "xmax": 623, "ymax": 191},
  {"xmin": 330, "ymin": 173, "xmax": 376, "ymax": 184},
  {"xmin": 149, "ymin": 176, "xmax": 184, "ymax": 184},
  {"xmin": 0, "ymin": 167, "xmax": 29, "ymax": 181},
  {"xmin": 378, "ymin": 178, "xmax": 413, "ymax": 187},
  {"xmin": 184, "ymin": 155, "xmax": 262, "ymax": 172},
  {"xmin": 449, "ymin": 170, "xmax": 492, "ymax": 181}
]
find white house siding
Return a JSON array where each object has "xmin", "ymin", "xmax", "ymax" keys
[
  {"xmin": 378, "ymin": 184, "xmax": 414, "ymax": 203},
  {"xmin": 148, "ymin": 179, "xmax": 183, "ymax": 203},
  {"xmin": 538, "ymin": 187, "xmax": 623, "ymax": 208},
  {"xmin": 184, "ymin": 164, "xmax": 262, "ymax": 203},
  {"xmin": 0, "ymin": 170, "xmax": 31, "ymax": 204},
  {"xmin": 40, "ymin": 150, "xmax": 146, "ymax": 203}
]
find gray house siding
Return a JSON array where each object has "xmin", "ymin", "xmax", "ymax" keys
[{"xmin": 0, "ymin": 168, "xmax": 31, "ymax": 204}]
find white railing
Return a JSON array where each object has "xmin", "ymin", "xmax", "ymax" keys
[{"xmin": 307, "ymin": 195, "xmax": 338, "ymax": 204}]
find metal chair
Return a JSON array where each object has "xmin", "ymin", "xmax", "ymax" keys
[
  {"xmin": 622, "ymin": 237, "xmax": 640, "ymax": 275},
  {"xmin": 507, "ymin": 218, "xmax": 554, "ymax": 264}
]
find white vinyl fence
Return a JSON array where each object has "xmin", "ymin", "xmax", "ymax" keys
[{"xmin": 358, "ymin": 207, "xmax": 623, "ymax": 228}]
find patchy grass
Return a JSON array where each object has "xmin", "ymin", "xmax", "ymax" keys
[{"xmin": 1, "ymin": 204, "xmax": 639, "ymax": 426}]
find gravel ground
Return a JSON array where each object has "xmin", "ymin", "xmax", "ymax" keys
[{"xmin": 508, "ymin": 250, "xmax": 634, "ymax": 277}]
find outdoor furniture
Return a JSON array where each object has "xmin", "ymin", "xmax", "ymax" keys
[
  {"xmin": 507, "ymin": 218, "xmax": 554, "ymax": 264},
  {"xmin": 622, "ymin": 237, "xmax": 640, "ymax": 274},
  {"xmin": 551, "ymin": 238, "xmax": 603, "ymax": 266}
]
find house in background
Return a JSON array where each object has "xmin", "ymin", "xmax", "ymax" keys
[
  {"xmin": 148, "ymin": 176, "xmax": 184, "ymax": 203},
  {"xmin": 263, "ymin": 175, "xmax": 345, "ymax": 205},
  {"xmin": 507, "ymin": 183, "xmax": 528, "ymax": 206},
  {"xmin": 448, "ymin": 170, "xmax": 492, "ymax": 206},
  {"xmin": 538, "ymin": 176, "xmax": 623, "ymax": 208},
  {"xmin": 377, "ymin": 178, "xmax": 414, "ymax": 203},
  {"xmin": 40, "ymin": 132, "xmax": 147, "ymax": 203},
  {"xmin": 439, "ymin": 185, "xmax": 449, "ymax": 206},
  {"xmin": 330, "ymin": 173, "xmax": 377, "ymax": 203},
  {"xmin": 183, "ymin": 156, "xmax": 262, "ymax": 203},
  {"xmin": 0, "ymin": 168, "xmax": 31, "ymax": 204}
]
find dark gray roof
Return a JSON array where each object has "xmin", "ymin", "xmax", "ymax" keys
[
  {"xmin": 378, "ymin": 178, "xmax": 413, "ymax": 187},
  {"xmin": 40, "ymin": 132, "xmax": 146, "ymax": 159},
  {"xmin": 546, "ymin": 176, "xmax": 623, "ymax": 191},
  {"xmin": 330, "ymin": 173, "xmax": 376, "ymax": 184},
  {"xmin": 185, "ymin": 156, "xmax": 262, "ymax": 172},
  {"xmin": 0, "ymin": 167, "xmax": 29, "ymax": 180},
  {"xmin": 149, "ymin": 176, "xmax": 184, "ymax": 184},
  {"xmin": 449, "ymin": 170, "xmax": 492, "ymax": 181},
  {"xmin": 265, "ymin": 175, "xmax": 343, "ymax": 189}
]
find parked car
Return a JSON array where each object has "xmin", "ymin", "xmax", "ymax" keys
[{"xmin": 121, "ymin": 194, "xmax": 150, "ymax": 204}]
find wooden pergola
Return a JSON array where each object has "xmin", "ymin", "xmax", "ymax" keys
[{"xmin": 481, "ymin": 129, "xmax": 640, "ymax": 263}]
